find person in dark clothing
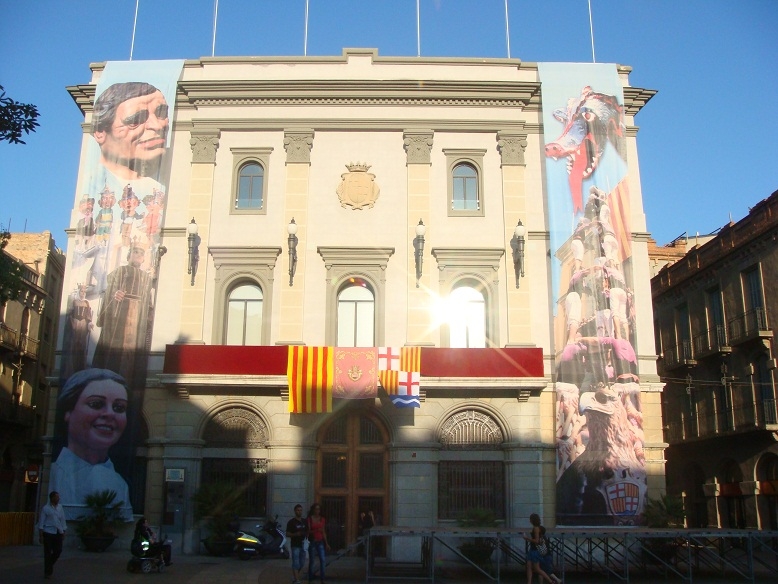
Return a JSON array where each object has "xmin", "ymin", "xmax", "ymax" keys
[
  {"xmin": 286, "ymin": 504, "xmax": 308, "ymax": 584},
  {"xmin": 134, "ymin": 517, "xmax": 171, "ymax": 566}
]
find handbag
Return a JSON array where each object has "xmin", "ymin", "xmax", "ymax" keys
[{"xmin": 536, "ymin": 537, "xmax": 549, "ymax": 556}]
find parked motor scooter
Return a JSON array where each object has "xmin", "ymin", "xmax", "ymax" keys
[{"xmin": 235, "ymin": 515, "xmax": 289, "ymax": 560}]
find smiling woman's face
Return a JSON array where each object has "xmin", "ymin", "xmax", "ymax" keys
[{"xmin": 65, "ymin": 379, "xmax": 128, "ymax": 463}]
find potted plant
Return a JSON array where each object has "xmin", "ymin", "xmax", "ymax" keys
[
  {"xmin": 642, "ymin": 494, "xmax": 686, "ymax": 563},
  {"xmin": 456, "ymin": 508, "xmax": 498, "ymax": 569},
  {"xmin": 75, "ymin": 489, "xmax": 125, "ymax": 552},
  {"xmin": 193, "ymin": 482, "xmax": 247, "ymax": 556}
]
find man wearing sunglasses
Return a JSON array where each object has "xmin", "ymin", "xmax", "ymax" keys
[{"xmin": 92, "ymin": 82, "xmax": 170, "ymax": 181}]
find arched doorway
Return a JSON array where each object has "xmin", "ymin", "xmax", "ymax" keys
[{"xmin": 316, "ymin": 408, "xmax": 389, "ymax": 551}]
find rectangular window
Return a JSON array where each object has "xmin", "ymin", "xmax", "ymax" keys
[
  {"xmin": 438, "ymin": 461, "xmax": 504, "ymax": 520},
  {"xmin": 321, "ymin": 453, "xmax": 348, "ymax": 488},
  {"xmin": 742, "ymin": 267, "xmax": 764, "ymax": 311},
  {"xmin": 201, "ymin": 458, "xmax": 268, "ymax": 515}
]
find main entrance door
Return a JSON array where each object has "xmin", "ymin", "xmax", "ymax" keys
[{"xmin": 316, "ymin": 408, "xmax": 388, "ymax": 552}]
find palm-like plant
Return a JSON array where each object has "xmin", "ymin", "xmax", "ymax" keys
[{"xmin": 75, "ymin": 489, "xmax": 125, "ymax": 538}]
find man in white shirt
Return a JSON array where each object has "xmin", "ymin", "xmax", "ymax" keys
[{"xmin": 39, "ymin": 491, "xmax": 67, "ymax": 579}]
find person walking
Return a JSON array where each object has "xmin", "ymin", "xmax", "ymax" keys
[
  {"xmin": 307, "ymin": 503, "xmax": 330, "ymax": 583},
  {"xmin": 39, "ymin": 491, "xmax": 67, "ymax": 579},
  {"xmin": 523, "ymin": 513, "xmax": 559, "ymax": 584},
  {"xmin": 286, "ymin": 504, "xmax": 308, "ymax": 584}
]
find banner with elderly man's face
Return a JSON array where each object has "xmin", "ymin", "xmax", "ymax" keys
[{"xmin": 54, "ymin": 60, "xmax": 183, "ymax": 519}]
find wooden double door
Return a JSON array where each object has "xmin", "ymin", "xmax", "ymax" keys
[{"xmin": 316, "ymin": 409, "xmax": 388, "ymax": 552}]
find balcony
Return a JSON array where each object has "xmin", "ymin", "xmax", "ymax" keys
[
  {"xmin": 662, "ymin": 339, "xmax": 696, "ymax": 370},
  {"xmin": 18, "ymin": 334, "xmax": 40, "ymax": 359},
  {"xmin": 728, "ymin": 307, "xmax": 772, "ymax": 346},
  {"xmin": 692, "ymin": 324, "xmax": 731, "ymax": 359},
  {"xmin": 0, "ymin": 322, "xmax": 19, "ymax": 351},
  {"xmin": 0, "ymin": 400, "xmax": 35, "ymax": 427}
]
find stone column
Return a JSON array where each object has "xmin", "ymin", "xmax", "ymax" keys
[
  {"xmin": 278, "ymin": 129, "xmax": 314, "ymax": 344},
  {"xmin": 404, "ymin": 130, "xmax": 434, "ymax": 346},
  {"xmin": 497, "ymin": 129, "xmax": 531, "ymax": 347},
  {"xmin": 180, "ymin": 130, "xmax": 220, "ymax": 342}
]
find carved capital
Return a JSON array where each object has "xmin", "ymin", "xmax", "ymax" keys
[
  {"xmin": 189, "ymin": 130, "xmax": 221, "ymax": 163},
  {"xmin": 403, "ymin": 130, "xmax": 434, "ymax": 165},
  {"xmin": 496, "ymin": 131, "xmax": 528, "ymax": 166},
  {"xmin": 284, "ymin": 129, "xmax": 315, "ymax": 164}
]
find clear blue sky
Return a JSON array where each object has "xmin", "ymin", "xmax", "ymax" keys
[{"xmin": 1, "ymin": 0, "xmax": 776, "ymax": 246}]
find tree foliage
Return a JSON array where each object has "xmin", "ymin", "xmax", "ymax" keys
[
  {"xmin": 0, "ymin": 229, "xmax": 24, "ymax": 306},
  {"xmin": 0, "ymin": 85, "xmax": 40, "ymax": 144}
]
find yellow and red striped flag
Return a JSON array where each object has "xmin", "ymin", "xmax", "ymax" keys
[{"xmin": 287, "ymin": 346, "xmax": 334, "ymax": 413}]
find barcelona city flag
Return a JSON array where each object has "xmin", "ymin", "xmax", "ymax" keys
[
  {"xmin": 378, "ymin": 347, "xmax": 421, "ymax": 408},
  {"xmin": 287, "ymin": 346, "xmax": 333, "ymax": 413}
]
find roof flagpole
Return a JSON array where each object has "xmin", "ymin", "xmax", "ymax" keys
[
  {"xmin": 504, "ymin": 0, "xmax": 511, "ymax": 59},
  {"xmin": 212, "ymin": 0, "xmax": 219, "ymax": 57},
  {"xmin": 130, "ymin": 0, "xmax": 140, "ymax": 60},
  {"xmin": 304, "ymin": 0, "xmax": 309, "ymax": 56},
  {"xmin": 588, "ymin": 0, "xmax": 596, "ymax": 63},
  {"xmin": 416, "ymin": 0, "xmax": 421, "ymax": 57}
]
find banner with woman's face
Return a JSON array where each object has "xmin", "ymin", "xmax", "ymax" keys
[{"xmin": 55, "ymin": 60, "xmax": 183, "ymax": 519}]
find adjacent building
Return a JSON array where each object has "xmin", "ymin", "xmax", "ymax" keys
[
  {"xmin": 652, "ymin": 189, "xmax": 778, "ymax": 529},
  {"xmin": 0, "ymin": 231, "xmax": 64, "ymax": 511},
  {"xmin": 50, "ymin": 50, "xmax": 663, "ymax": 554}
]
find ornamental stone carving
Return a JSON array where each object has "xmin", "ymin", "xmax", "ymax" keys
[
  {"xmin": 403, "ymin": 130, "xmax": 434, "ymax": 165},
  {"xmin": 189, "ymin": 130, "xmax": 220, "ymax": 163},
  {"xmin": 336, "ymin": 163, "xmax": 380, "ymax": 210},
  {"xmin": 284, "ymin": 129, "xmax": 314, "ymax": 164},
  {"xmin": 496, "ymin": 131, "xmax": 528, "ymax": 166},
  {"xmin": 203, "ymin": 407, "xmax": 268, "ymax": 448}
]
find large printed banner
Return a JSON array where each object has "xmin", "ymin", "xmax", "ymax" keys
[
  {"xmin": 54, "ymin": 61, "xmax": 183, "ymax": 519},
  {"xmin": 538, "ymin": 64, "xmax": 646, "ymax": 526}
]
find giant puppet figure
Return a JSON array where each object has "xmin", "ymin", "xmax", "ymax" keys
[
  {"xmin": 55, "ymin": 61, "xmax": 182, "ymax": 518},
  {"xmin": 539, "ymin": 64, "xmax": 646, "ymax": 526}
]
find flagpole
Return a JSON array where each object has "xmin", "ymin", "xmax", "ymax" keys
[
  {"xmin": 504, "ymin": 0, "xmax": 511, "ymax": 59},
  {"xmin": 130, "ymin": 0, "xmax": 140, "ymax": 60},
  {"xmin": 212, "ymin": 0, "xmax": 219, "ymax": 57},
  {"xmin": 588, "ymin": 0, "xmax": 596, "ymax": 63},
  {"xmin": 416, "ymin": 0, "xmax": 420, "ymax": 57},
  {"xmin": 304, "ymin": 0, "xmax": 309, "ymax": 56}
]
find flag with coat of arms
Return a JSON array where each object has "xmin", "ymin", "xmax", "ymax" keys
[{"xmin": 378, "ymin": 346, "xmax": 421, "ymax": 408}]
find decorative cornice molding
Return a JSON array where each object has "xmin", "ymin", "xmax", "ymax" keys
[
  {"xmin": 403, "ymin": 130, "xmax": 434, "ymax": 165},
  {"xmin": 317, "ymin": 247, "xmax": 395, "ymax": 271}
]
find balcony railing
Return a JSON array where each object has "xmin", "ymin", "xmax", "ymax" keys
[
  {"xmin": 0, "ymin": 401, "xmax": 36, "ymax": 427},
  {"xmin": 728, "ymin": 307, "xmax": 771, "ymax": 345},
  {"xmin": 0, "ymin": 323, "xmax": 19, "ymax": 351},
  {"xmin": 692, "ymin": 324, "xmax": 731, "ymax": 358},
  {"xmin": 662, "ymin": 339, "xmax": 696, "ymax": 370},
  {"xmin": 18, "ymin": 334, "xmax": 39, "ymax": 359},
  {"xmin": 666, "ymin": 399, "xmax": 778, "ymax": 445}
]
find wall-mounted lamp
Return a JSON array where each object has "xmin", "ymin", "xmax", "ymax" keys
[
  {"xmin": 287, "ymin": 218, "xmax": 298, "ymax": 286},
  {"xmin": 511, "ymin": 219, "xmax": 526, "ymax": 288},
  {"xmin": 186, "ymin": 217, "xmax": 199, "ymax": 286},
  {"xmin": 413, "ymin": 219, "xmax": 426, "ymax": 288}
]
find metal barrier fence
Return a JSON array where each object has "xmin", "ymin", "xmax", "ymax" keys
[{"xmin": 365, "ymin": 527, "xmax": 778, "ymax": 583}]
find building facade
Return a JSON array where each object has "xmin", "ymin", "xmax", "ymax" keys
[
  {"xmin": 652, "ymin": 190, "xmax": 778, "ymax": 529},
  {"xmin": 0, "ymin": 231, "xmax": 64, "ymax": 511},
  {"xmin": 50, "ymin": 50, "xmax": 663, "ymax": 554}
]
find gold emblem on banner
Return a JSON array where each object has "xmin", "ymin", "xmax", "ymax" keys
[{"xmin": 336, "ymin": 162, "xmax": 380, "ymax": 210}]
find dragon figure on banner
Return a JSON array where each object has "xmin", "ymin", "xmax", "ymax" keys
[
  {"xmin": 539, "ymin": 64, "xmax": 645, "ymax": 526},
  {"xmin": 54, "ymin": 61, "xmax": 183, "ymax": 520}
]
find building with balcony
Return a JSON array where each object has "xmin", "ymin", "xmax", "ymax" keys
[
  {"xmin": 0, "ymin": 232, "xmax": 64, "ymax": 511},
  {"xmin": 49, "ymin": 51, "xmax": 663, "ymax": 554},
  {"xmin": 652, "ymin": 189, "xmax": 778, "ymax": 529}
]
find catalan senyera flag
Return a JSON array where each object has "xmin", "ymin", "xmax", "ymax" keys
[
  {"xmin": 378, "ymin": 347, "xmax": 421, "ymax": 408},
  {"xmin": 334, "ymin": 348, "xmax": 378, "ymax": 398},
  {"xmin": 287, "ymin": 346, "xmax": 334, "ymax": 413}
]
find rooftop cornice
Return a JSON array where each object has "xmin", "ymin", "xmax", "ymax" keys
[{"xmin": 622, "ymin": 86, "xmax": 658, "ymax": 116}]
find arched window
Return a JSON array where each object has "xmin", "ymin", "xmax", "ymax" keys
[
  {"xmin": 438, "ymin": 409, "xmax": 505, "ymax": 520},
  {"xmin": 226, "ymin": 284, "xmax": 263, "ymax": 345},
  {"xmin": 337, "ymin": 279, "xmax": 374, "ymax": 347},
  {"xmin": 452, "ymin": 163, "xmax": 479, "ymax": 211},
  {"xmin": 449, "ymin": 286, "xmax": 486, "ymax": 348},
  {"xmin": 236, "ymin": 162, "xmax": 264, "ymax": 210}
]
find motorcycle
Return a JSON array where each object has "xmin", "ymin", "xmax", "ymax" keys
[{"xmin": 235, "ymin": 515, "xmax": 289, "ymax": 560}]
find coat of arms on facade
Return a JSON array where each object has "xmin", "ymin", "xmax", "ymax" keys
[{"xmin": 336, "ymin": 162, "xmax": 380, "ymax": 210}]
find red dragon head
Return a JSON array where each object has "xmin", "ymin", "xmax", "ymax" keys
[{"xmin": 545, "ymin": 86, "xmax": 626, "ymax": 213}]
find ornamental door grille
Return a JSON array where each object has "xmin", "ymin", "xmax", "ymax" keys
[{"xmin": 316, "ymin": 410, "xmax": 388, "ymax": 552}]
